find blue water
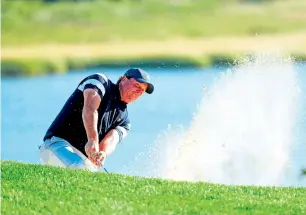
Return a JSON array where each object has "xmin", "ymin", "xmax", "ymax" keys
[
  {"xmin": 1, "ymin": 67, "xmax": 218, "ymax": 172},
  {"xmin": 2, "ymin": 63, "xmax": 306, "ymax": 186}
]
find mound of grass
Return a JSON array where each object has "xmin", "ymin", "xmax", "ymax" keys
[{"xmin": 1, "ymin": 161, "xmax": 306, "ymax": 215}]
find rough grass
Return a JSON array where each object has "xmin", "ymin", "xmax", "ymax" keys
[{"xmin": 1, "ymin": 161, "xmax": 306, "ymax": 215}]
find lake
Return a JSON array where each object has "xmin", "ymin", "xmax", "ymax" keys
[{"xmin": 2, "ymin": 58, "xmax": 306, "ymax": 186}]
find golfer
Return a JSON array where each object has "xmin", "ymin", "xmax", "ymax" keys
[{"xmin": 39, "ymin": 68, "xmax": 154, "ymax": 172}]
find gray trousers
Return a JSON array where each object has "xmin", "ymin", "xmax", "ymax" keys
[{"xmin": 39, "ymin": 136, "xmax": 99, "ymax": 172}]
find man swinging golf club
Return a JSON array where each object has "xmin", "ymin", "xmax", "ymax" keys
[{"xmin": 39, "ymin": 68, "xmax": 154, "ymax": 172}]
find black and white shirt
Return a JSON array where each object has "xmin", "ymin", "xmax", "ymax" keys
[{"xmin": 43, "ymin": 73, "xmax": 131, "ymax": 156}]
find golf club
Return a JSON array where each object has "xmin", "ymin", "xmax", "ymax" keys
[{"xmin": 99, "ymin": 161, "xmax": 109, "ymax": 173}]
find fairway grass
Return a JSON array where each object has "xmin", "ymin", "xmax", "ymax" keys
[
  {"xmin": 2, "ymin": 32, "xmax": 306, "ymax": 60},
  {"xmin": 2, "ymin": 32, "xmax": 306, "ymax": 77},
  {"xmin": 1, "ymin": 161, "xmax": 306, "ymax": 215}
]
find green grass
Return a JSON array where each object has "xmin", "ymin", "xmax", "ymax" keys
[
  {"xmin": 2, "ymin": 0, "xmax": 306, "ymax": 45},
  {"xmin": 1, "ymin": 161, "xmax": 306, "ymax": 215}
]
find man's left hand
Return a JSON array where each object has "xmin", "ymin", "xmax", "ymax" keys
[{"xmin": 92, "ymin": 151, "xmax": 107, "ymax": 167}]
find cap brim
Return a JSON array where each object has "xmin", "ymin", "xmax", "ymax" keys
[
  {"xmin": 146, "ymin": 83, "xmax": 154, "ymax": 94},
  {"xmin": 135, "ymin": 78, "xmax": 154, "ymax": 94}
]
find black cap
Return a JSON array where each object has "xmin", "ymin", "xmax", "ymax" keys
[{"xmin": 124, "ymin": 68, "xmax": 154, "ymax": 94}]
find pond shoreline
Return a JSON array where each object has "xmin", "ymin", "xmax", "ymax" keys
[{"xmin": 2, "ymin": 53, "xmax": 306, "ymax": 77}]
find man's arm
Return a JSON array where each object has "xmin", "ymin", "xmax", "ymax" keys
[
  {"xmin": 99, "ymin": 129, "xmax": 120, "ymax": 156},
  {"xmin": 83, "ymin": 88, "xmax": 101, "ymax": 163},
  {"xmin": 97, "ymin": 126, "xmax": 129, "ymax": 165}
]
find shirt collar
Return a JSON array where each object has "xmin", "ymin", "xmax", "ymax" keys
[{"xmin": 112, "ymin": 83, "xmax": 127, "ymax": 104}]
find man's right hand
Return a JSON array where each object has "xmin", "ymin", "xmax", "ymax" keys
[{"xmin": 85, "ymin": 141, "xmax": 100, "ymax": 166}]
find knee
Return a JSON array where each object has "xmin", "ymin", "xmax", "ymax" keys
[{"xmin": 69, "ymin": 161, "xmax": 98, "ymax": 172}]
